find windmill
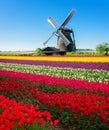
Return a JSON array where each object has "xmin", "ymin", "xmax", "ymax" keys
[{"xmin": 43, "ymin": 9, "xmax": 76, "ymax": 55}]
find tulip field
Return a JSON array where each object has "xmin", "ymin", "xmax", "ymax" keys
[{"xmin": 0, "ymin": 56, "xmax": 109, "ymax": 130}]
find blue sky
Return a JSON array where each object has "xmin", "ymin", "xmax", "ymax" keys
[{"xmin": 0, "ymin": 0, "xmax": 109, "ymax": 51}]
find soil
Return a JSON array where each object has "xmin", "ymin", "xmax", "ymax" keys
[
  {"xmin": 46, "ymin": 122, "xmax": 78, "ymax": 130},
  {"xmin": 51, "ymin": 124, "xmax": 77, "ymax": 130}
]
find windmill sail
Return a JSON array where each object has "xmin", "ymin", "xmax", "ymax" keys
[
  {"xmin": 61, "ymin": 9, "xmax": 75, "ymax": 27},
  {"xmin": 43, "ymin": 32, "xmax": 55, "ymax": 46},
  {"xmin": 48, "ymin": 17, "xmax": 58, "ymax": 28}
]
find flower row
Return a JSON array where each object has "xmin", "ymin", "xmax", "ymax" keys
[
  {"xmin": 36, "ymin": 91, "xmax": 109, "ymax": 125},
  {"xmin": 0, "ymin": 94, "xmax": 59, "ymax": 130},
  {"xmin": 0, "ymin": 59, "xmax": 109, "ymax": 70},
  {"xmin": 0, "ymin": 56, "xmax": 109, "ymax": 62},
  {"xmin": 0, "ymin": 70, "xmax": 109, "ymax": 95},
  {"xmin": 0, "ymin": 76, "xmax": 109, "ymax": 129},
  {"xmin": 0, "ymin": 63, "xmax": 108, "ymax": 82}
]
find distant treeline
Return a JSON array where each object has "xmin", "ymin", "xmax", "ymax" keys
[
  {"xmin": 0, "ymin": 50, "xmax": 100, "ymax": 56},
  {"xmin": 0, "ymin": 42, "xmax": 108, "ymax": 56},
  {"xmin": 0, "ymin": 51, "xmax": 34, "ymax": 56},
  {"xmin": 76, "ymin": 49, "xmax": 93, "ymax": 51}
]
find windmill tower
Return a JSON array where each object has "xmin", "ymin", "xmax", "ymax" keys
[{"xmin": 43, "ymin": 9, "xmax": 76, "ymax": 55}]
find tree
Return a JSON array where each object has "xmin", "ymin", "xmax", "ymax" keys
[
  {"xmin": 33, "ymin": 48, "xmax": 44, "ymax": 55},
  {"xmin": 96, "ymin": 42, "xmax": 109, "ymax": 55}
]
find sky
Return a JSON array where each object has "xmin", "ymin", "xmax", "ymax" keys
[{"xmin": 0, "ymin": 0, "xmax": 109, "ymax": 51}]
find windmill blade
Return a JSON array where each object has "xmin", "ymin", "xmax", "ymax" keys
[
  {"xmin": 60, "ymin": 9, "xmax": 76, "ymax": 27},
  {"xmin": 48, "ymin": 17, "xmax": 58, "ymax": 28},
  {"xmin": 57, "ymin": 30, "xmax": 70, "ymax": 46},
  {"xmin": 43, "ymin": 32, "xmax": 55, "ymax": 46}
]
